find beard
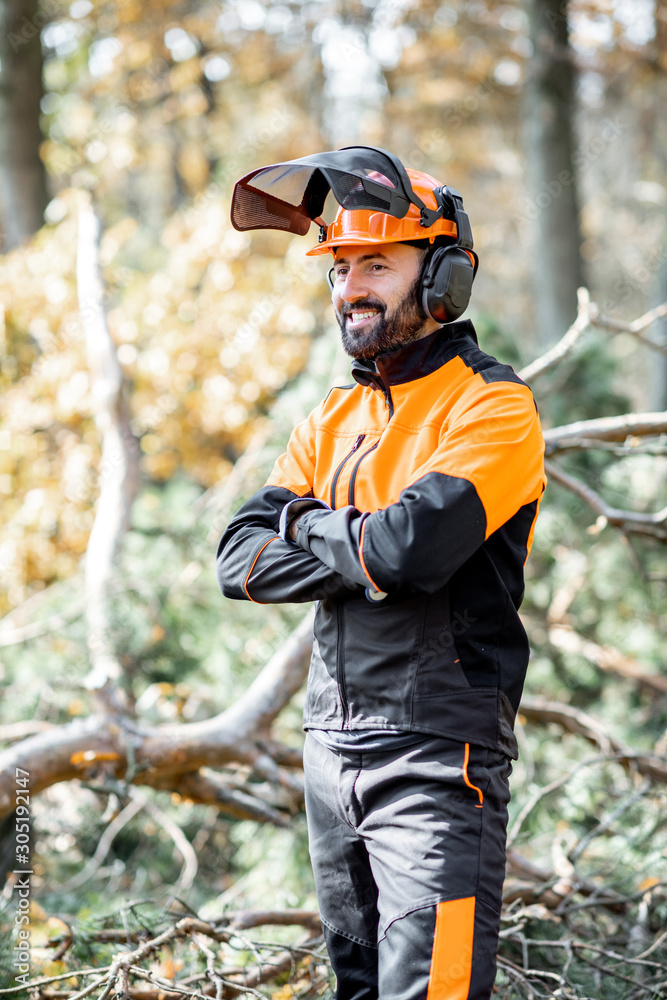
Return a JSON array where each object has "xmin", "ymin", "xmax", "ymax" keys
[{"xmin": 336, "ymin": 273, "xmax": 428, "ymax": 360}]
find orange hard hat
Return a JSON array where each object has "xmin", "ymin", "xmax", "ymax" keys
[{"xmin": 306, "ymin": 169, "xmax": 458, "ymax": 257}]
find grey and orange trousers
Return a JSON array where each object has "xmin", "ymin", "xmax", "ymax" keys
[{"xmin": 303, "ymin": 732, "xmax": 512, "ymax": 1000}]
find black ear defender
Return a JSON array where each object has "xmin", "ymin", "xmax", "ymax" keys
[
  {"xmin": 327, "ymin": 265, "xmax": 335, "ymax": 293},
  {"xmin": 420, "ymin": 187, "xmax": 479, "ymax": 324}
]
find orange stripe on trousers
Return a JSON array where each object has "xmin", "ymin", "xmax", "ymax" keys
[
  {"xmin": 462, "ymin": 743, "xmax": 484, "ymax": 808},
  {"xmin": 426, "ymin": 897, "xmax": 476, "ymax": 1000}
]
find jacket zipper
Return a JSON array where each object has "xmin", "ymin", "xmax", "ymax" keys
[
  {"xmin": 330, "ymin": 433, "xmax": 365, "ymax": 509},
  {"xmin": 347, "ymin": 381, "xmax": 393, "ymax": 506},
  {"xmin": 336, "ymin": 603, "xmax": 349, "ymax": 727},
  {"xmin": 339, "ymin": 380, "xmax": 392, "ymax": 726},
  {"xmin": 348, "ymin": 443, "xmax": 379, "ymax": 506}
]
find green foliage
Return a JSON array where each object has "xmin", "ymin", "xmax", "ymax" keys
[{"xmin": 1, "ymin": 2, "xmax": 666, "ymax": 996}]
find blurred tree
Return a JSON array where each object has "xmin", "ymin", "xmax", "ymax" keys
[
  {"xmin": 523, "ymin": 0, "xmax": 585, "ymax": 346},
  {"xmin": 0, "ymin": 0, "xmax": 50, "ymax": 250},
  {"xmin": 0, "ymin": 4, "xmax": 666, "ymax": 995}
]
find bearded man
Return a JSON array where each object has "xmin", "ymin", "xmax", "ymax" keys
[{"xmin": 217, "ymin": 155, "xmax": 546, "ymax": 1000}]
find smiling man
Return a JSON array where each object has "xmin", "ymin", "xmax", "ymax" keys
[
  {"xmin": 332, "ymin": 243, "xmax": 440, "ymax": 359},
  {"xmin": 217, "ymin": 156, "xmax": 546, "ymax": 1000}
]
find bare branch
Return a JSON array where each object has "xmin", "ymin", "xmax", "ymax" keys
[
  {"xmin": 548, "ymin": 623, "xmax": 667, "ymax": 695},
  {"xmin": 519, "ymin": 696, "xmax": 667, "ymax": 783},
  {"xmin": 544, "ymin": 460, "xmax": 667, "ymax": 540},
  {"xmin": 593, "ymin": 301, "xmax": 667, "ymax": 354},
  {"xmin": 504, "ymin": 850, "xmax": 628, "ymax": 912},
  {"xmin": 568, "ymin": 778, "xmax": 651, "ymax": 863},
  {"xmin": 519, "ymin": 287, "xmax": 597, "ymax": 383},
  {"xmin": 60, "ymin": 791, "xmax": 147, "ymax": 892},
  {"xmin": 0, "ymin": 613, "xmax": 313, "ymax": 818},
  {"xmin": 0, "ymin": 599, "xmax": 85, "ymax": 646},
  {"xmin": 143, "ymin": 796, "xmax": 198, "ymax": 893},
  {"xmin": 77, "ymin": 193, "xmax": 140, "ymax": 706},
  {"xmin": 228, "ymin": 910, "xmax": 321, "ymax": 932},
  {"xmin": 519, "ymin": 292, "xmax": 667, "ymax": 384},
  {"xmin": 544, "ymin": 412, "xmax": 667, "ymax": 456},
  {"xmin": 0, "ymin": 720, "xmax": 55, "ymax": 741},
  {"xmin": 153, "ymin": 769, "xmax": 298, "ymax": 826},
  {"xmin": 0, "ymin": 578, "xmax": 86, "ymax": 647}
]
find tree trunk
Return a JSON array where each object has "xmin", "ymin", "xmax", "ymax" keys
[
  {"xmin": 523, "ymin": 0, "xmax": 585, "ymax": 346},
  {"xmin": 0, "ymin": 0, "xmax": 50, "ymax": 251},
  {"xmin": 649, "ymin": 230, "xmax": 667, "ymax": 411}
]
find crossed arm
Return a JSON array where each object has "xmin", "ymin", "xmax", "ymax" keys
[{"xmin": 217, "ymin": 381, "xmax": 546, "ymax": 606}]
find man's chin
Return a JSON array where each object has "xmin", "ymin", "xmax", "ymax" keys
[
  {"xmin": 341, "ymin": 330, "xmax": 384, "ymax": 360},
  {"xmin": 338, "ymin": 315, "xmax": 380, "ymax": 359},
  {"xmin": 341, "ymin": 324, "xmax": 428, "ymax": 360}
]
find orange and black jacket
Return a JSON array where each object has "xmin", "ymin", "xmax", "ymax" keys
[{"xmin": 217, "ymin": 321, "xmax": 546, "ymax": 758}]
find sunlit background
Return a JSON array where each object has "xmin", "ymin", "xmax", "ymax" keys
[{"xmin": 0, "ymin": 1, "xmax": 665, "ymax": 995}]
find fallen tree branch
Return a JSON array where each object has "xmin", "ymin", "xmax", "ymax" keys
[
  {"xmin": 144, "ymin": 795, "xmax": 199, "ymax": 893},
  {"xmin": 519, "ymin": 696, "xmax": 667, "ymax": 783},
  {"xmin": 0, "ymin": 597, "xmax": 86, "ymax": 647},
  {"xmin": 504, "ymin": 849, "xmax": 628, "ymax": 912},
  {"xmin": 9, "ymin": 913, "xmax": 326, "ymax": 1000},
  {"xmin": 548, "ymin": 623, "xmax": 667, "ymax": 695},
  {"xmin": 151, "ymin": 768, "xmax": 297, "ymax": 826},
  {"xmin": 543, "ymin": 412, "xmax": 667, "ymax": 456},
  {"xmin": 0, "ymin": 611, "xmax": 314, "ymax": 819},
  {"xmin": 59, "ymin": 791, "xmax": 147, "ymax": 892},
  {"xmin": 0, "ymin": 720, "xmax": 55, "ymax": 742},
  {"xmin": 544, "ymin": 459, "xmax": 667, "ymax": 540}
]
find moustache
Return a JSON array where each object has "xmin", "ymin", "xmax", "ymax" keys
[{"xmin": 341, "ymin": 299, "xmax": 386, "ymax": 320}]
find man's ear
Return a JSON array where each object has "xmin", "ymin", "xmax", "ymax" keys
[{"xmin": 327, "ymin": 249, "xmax": 337, "ymax": 293}]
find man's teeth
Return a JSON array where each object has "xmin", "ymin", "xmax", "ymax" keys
[{"xmin": 349, "ymin": 310, "xmax": 378, "ymax": 322}]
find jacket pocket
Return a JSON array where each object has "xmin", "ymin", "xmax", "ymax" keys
[
  {"xmin": 411, "ymin": 589, "xmax": 472, "ymax": 700},
  {"xmin": 340, "ymin": 594, "xmax": 425, "ymax": 724}
]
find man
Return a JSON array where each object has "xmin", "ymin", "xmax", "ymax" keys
[{"xmin": 217, "ymin": 156, "xmax": 546, "ymax": 1000}]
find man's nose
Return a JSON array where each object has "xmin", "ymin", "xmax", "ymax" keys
[{"xmin": 339, "ymin": 267, "xmax": 370, "ymax": 302}]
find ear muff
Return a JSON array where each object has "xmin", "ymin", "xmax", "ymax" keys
[
  {"xmin": 420, "ymin": 245, "xmax": 478, "ymax": 324},
  {"xmin": 327, "ymin": 265, "xmax": 335, "ymax": 293}
]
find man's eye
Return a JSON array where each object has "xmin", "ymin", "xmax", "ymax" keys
[{"xmin": 334, "ymin": 269, "xmax": 348, "ymax": 280}]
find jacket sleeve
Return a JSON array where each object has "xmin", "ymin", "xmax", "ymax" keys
[
  {"xmin": 292, "ymin": 380, "xmax": 546, "ymax": 595},
  {"xmin": 216, "ymin": 405, "xmax": 364, "ymax": 604}
]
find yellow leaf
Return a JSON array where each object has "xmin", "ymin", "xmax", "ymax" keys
[
  {"xmin": 29, "ymin": 901, "xmax": 47, "ymax": 921},
  {"xmin": 272, "ymin": 986, "xmax": 294, "ymax": 1000}
]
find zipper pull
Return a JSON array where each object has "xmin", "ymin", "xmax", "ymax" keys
[{"xmin": 352, "ymin": 433, "xmax": 364, "ymax": 450}]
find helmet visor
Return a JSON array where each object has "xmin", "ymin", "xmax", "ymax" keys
[{"xmin": 231, "ymin": 147, "xmax": 418, "ymax": 235}]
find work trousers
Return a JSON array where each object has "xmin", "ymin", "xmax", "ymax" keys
[{"xmin": 303, "ymin": 733, "xmax": 512, "ymax": 1000}]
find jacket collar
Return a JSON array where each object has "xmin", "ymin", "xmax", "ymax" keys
[{"xmin": 351, "ymin": 320, "xmax": 479, "ymax": 388}]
